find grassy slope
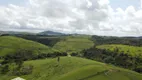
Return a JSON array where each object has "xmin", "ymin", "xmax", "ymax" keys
[
  {"xmin": 1, "ymin": 57, "xmax": 142, "ymax": 80},
  {"xmin": 0, "ymin": 36, "xmax": 55, "ymax": 56},
  {"xmin": 53, "ymin": 36, "xmax": 94, "ymax": 53},
  {"xmin": 97, "ymin": 44, "xmax": 142, "ymax": 57}
]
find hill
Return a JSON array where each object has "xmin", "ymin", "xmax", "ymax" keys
[
  {"xmin": 53, "ymin": 36, "xmax": 94, "ymax": 53},
  {"xmin": 0, "ymin": 57, "xmax": 142, "ymax": 80},
  {"xmin": 38, "ymin": 31, "xmax": 66, "ymax": 36},
  {"xmin": 16, "ymin": 35, "xmax": 62, "ymax": 47},
  {"xmin": 0, "ymin": 36, "xmax": 55, "ymax": 56},
  {"xmin": 96, "ymin": 44, "xmax": 142, "ymax": 57}
]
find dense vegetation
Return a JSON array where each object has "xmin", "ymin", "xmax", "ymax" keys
[
  {"xmin": 1, "ymin": 57, "xmax": 142, "ymax": 80},
  {"xmin": 16, "ymin": 35, "xmax": 62, "ymax": 47},
  {"xmin": 82, "ymin": 47, "xmax": 142, "ymax": 73},
  {"xmin": 97, "ymin": 44, "xmax": 142, "ymax": 57},
  {"xmin": 91, "ymin": 35, "xmax": 142, "ymax": 47}
]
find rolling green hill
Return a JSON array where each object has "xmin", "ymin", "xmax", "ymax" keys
[
  {"xmin": 0, "ymin": 36, "xmax": 56, "ymax": 56},
  {"xmin": 0, "ymin": 57, "xmax": 142, "ymax": 80},
  {"xmin": 53, "ymin": 36, "xmax": 94, "ymax": 53},
  {"xmin": 96, "ymin": 44, "xmax": 142, "ymax": 57}
]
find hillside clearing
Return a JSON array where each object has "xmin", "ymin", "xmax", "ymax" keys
[
  {"xmin": 0, "ymin": 57, "xmax": 142, "ymax": 80},
  {"xmin": 53, "ymin": 36, "xmax": 94, "ymax": 53},
  {"xmin": 0, "ymin": 36, "xmax": 56, "ymax": 56},
  {"xmin": 97, "ymin": 44, "xmax": 142, "ymax": 57}
]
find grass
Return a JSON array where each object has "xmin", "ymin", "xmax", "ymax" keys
[
  {"xmin": 0, "ymin": 36, "xmax": 56, "ymax": 56},
  {"xmin": 0, "ymin": 57, "xmax": 142, "ymax": 80},
  {"xmin": 53, "ymin": 36, "xmax": 94, "ymax": 53},
  {"xmin": 97, "ymin": 44, "xmax": 142, "ymax": 57},
  {"xmin": 0, "ymin": 59, "xmax": 3, "ymax": 63}
]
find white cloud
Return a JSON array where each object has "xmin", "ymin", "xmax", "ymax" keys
[{"xmin": 0, "ymin": 0, "xmax": 142, "ymax": 36}]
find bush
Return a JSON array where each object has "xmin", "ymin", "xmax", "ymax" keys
[
  {"xmin": 1, "ymin": 65, "xmax": 9, "ymax": 74},
  {"xmin": 103, "ymin": 56, "xmax": 115, "ymax": 64},
  {"xmin": 134, "ymin": 67, "xmax": 142, "ymax": 73},
  {"xmin": 71, "ymin": 53, "xmax": 78, "ymax": 56},
  {"xmin": 12, "ymin": 65, "xmax": 33, "ymax": 76}
]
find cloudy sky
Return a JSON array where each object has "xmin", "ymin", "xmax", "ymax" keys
[{"xmin": 0, "ymin": 0, "xmax": 142, "ymax": 36}]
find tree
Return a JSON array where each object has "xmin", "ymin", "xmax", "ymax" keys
[{"xmin": 103, "ymin": 56, "xmax": 115, "ymax": 64}]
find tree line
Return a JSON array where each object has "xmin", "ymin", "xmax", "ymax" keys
[
  {"xmin": 81, "ymin": 46, "xmax": 142, "ymax": 73},
  {"xmin": 91, "ymin": 35, "xmax": 142, "ymax": 47}
]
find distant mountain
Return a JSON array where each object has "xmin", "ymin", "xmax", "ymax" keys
[
  {"xmin": 139, "ymin": 36, "xmax": 142, "ymax": 39},
  {"xmin": 0, "ymin": 31, "xmax": 5, "ymax": 35},
  {"xmin": 38, "ymin": 31, "xmax": 66, "ymax": 35}
]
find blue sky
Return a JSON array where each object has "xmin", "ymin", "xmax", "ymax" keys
[
  {"xmin": 0, "ymin": 0, "xmax": 141, "ymax": 9},
  {"xmin": 110, "ymin": 0, "xmax": 141, "ymax": 9},
  {"xmin": 0, "ymin": 0, "xmax": 27, "ymax": 6}
]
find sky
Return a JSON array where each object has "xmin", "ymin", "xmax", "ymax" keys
[
  {"xmin": 0, "ymin": 0, "xmax": 142, "ymax": 36},
  {"xmin": 110, "ymin": 0, "xmax": 140, "ymax": 9},
  {"xmin": 0, "ymin": 0, "xmax": 27, "ymax": 6}
]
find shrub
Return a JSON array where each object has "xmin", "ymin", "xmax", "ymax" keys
[{"xmin": 1, "ymin": 65, "xmax": 9, "ymax": 74}]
